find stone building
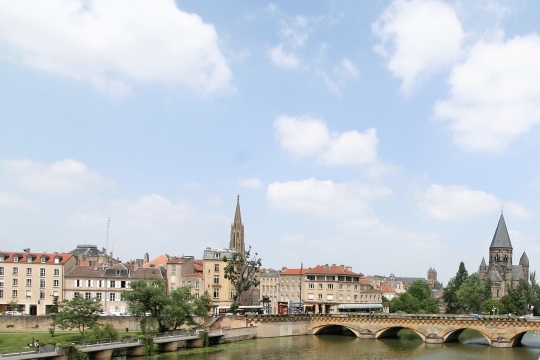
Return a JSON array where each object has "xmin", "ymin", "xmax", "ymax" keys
[
  {"xmin": 167, "ymin": 256, "xmax": 203, "ymax": 297},
  {"xmin": 478, "ymin": 214, "xmax": 529, "ymax": 299},
  {"xmin": 259, "ymin": 268, "xmax": 280, "ymax": 314},
  {"xmin": 0, "ymin": 250, "xmax": 77, "ymax": 315}
]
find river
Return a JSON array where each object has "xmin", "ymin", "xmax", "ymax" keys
[{"xmin": 155, "ymin": 330, "xmax": 540, "ymax": 360}]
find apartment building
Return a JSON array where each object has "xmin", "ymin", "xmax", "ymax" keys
[
  {"xmin": 259, "ymin": 269, "xmax": 280, "ymax": 314},
  {"xmin": 167, "ymin": 256, "xmax": 203, "ymax": 297},
  {"xmin": 0, "ymin": 250, "xmax": 76, "ymax": 315},
  {"xmin": 202, "ymin": 248, "xmax": 236, "ymax": 311},
  {"xmin": 63, "ymin": 263, "xmax": 166, "ymax": 314}
]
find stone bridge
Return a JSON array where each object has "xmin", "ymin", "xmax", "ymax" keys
[{"xmin": 247, "ymin": 314, "xmax": 540, "ymax": 348}]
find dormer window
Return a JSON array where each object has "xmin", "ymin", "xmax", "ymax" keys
[
  {"xmin": 116, "ymin": 270, "xmax": 122, "ymax": 276},
  {"xmin": 41, "ymin": 257, "xmax": 46, "ymax": 263},
  {"xmin": 14, "ymin": 256, "xmax": 19, "ymax": 262},
  {"xmin": 54, "ymin": 257, "xmax": 61, "ymax": 264},
  {"xmin": 27, "ymin": 256, "xmax": 33, "ymax": 263},
  {"xmin": 0, "ymin": 255, "xmax": 4, "ymax": 261},
  {"xmin": 214, "ymin": 253, "xmax": 221, "ymax": 259}
]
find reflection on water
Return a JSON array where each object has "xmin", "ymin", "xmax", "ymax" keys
[{"xmin": 148, "ymin": 330, "xmax": 540, "ymax": 360}]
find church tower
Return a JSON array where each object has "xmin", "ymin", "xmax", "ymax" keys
[
  {"xmin": 489, "ymin": 214, "xmax": 513, "ymax": 267},
  {"xmin": 229, "ymin": 195, "xmax": 245, "ymax": 257}
]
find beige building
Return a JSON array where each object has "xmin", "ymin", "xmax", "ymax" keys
[
  {"xmin": 63, "ymin": 263, "xmax": 166, "ymax": 314},
  {"xmin": 259, "ymin": 269, "xmax": 280, "ymax": 314},
  {"xmin": 203, "ymin": 248, "xmax": 237, "ymax": 312},
  {"xmin": 0, "ymin": 250, "xmax": 76, "ymax": 315},
  {"xmin": 167, "ymin": 256, "xmax": 203, "ymax": 298}
]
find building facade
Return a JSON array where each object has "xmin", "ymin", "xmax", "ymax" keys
[
  {"xmin": 0, "ymin": 250, "xmax": 76, "ymax": 315},
  {"xmin": 167, "ymin": 256, "xmax": 203, "ymax": 298}
]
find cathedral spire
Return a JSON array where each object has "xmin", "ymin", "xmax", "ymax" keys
[
  {"xmin": 489, "ymin": 213, "xmax": 513, "ymax": 249},
  {"xmin": 230, "ymin": 195, "xmax": 245, "ymax": 257}
]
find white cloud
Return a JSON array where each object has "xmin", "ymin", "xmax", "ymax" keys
[
  {"xmin": 267, "ymin": 178, "xmax": 391, "ymax": 220},
  {"xmin": 434, "ymin": 35, "xmax": 540, "ymax": 152},
  {"xmin": 0, "ymin": 192, "xmax": 35, "ymax": 210},
  {"xmin": 270, "ymin": 44, "xmax": 300, "ymax": 69},
  {"xmin": 373, "ymin": 0, "xmax": 463, "ymax": 92},
  {"xmin": 417, "ymin": 184, "xmax": 532, "ymax": 221},
  {"xmin": 274, "ymin": 115, "xmax": 378, "ymax": 166},
  {"xmin": 238, "ymin": 178, "xmax": 263, "ymax": 189},
  {"xmin": 335, "ymin": 58, "xmax": 359, "ymax": 78},
  {"xmin": 110, "ymin": 195, "xmax": 194, "ymax": 224},
  {"xmin": 280, "ymin": 15, "xmax": 309, "ymax": 48},
  {"xmin": 316, "ymin": 70, "xmax": 342, "ymax": 96},
  {"xmin": 0, "ymin": 0, "xmax": 232, "ymax": 95},
  {"xmin": 1, "ymin": 158, "xmax": 112, "ymax": 194}
]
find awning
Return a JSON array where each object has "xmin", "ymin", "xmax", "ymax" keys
[{"xmin": 337, "ymin": 303, "xmax": 383, "ymax": 310}]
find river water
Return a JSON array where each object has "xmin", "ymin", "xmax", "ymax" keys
[{"xmin": 158, "ymin": 330, "xmax": 540, "ymax": 360}]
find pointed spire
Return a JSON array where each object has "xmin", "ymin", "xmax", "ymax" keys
[
  {"xmin": 234, "ymin": 194, "xmax": 242, "ymax": 227},
  {"xmin": 489, "ymin": 214, "xmax": 513, "ymax": 249},
  {"xmin": 520, "ymin": 251, "xmax": 529, "ymax": 266},
  {"xmin": 480, "ymin": 257, "xmax": 486, "ymax": 267}
]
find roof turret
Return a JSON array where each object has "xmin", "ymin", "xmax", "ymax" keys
[
  {"xmin": 520, "ymin": 251, "xmax": 529, "ymax": 266},
  {"xmin": 490, "ymin": 214, "xmax": 512, "ymax": 249}
]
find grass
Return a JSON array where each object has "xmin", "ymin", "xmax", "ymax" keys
[{"xmin": 0, "ymin": 331, "xmax": 143, "ymax": 350}]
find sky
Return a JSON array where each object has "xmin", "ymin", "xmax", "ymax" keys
[{"xmin": 1, "ymin": 0, "xmax": 540, "ymax": 285}]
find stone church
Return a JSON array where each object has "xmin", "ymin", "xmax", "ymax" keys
[{"xmin": 478, "ymin": 214, "xmax": 529, "ymax": 299}]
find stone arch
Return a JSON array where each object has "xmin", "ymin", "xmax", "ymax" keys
[
  {"xmin": 375, "ymin": 325, "xmax": 425, "ymax": 341},
  {"xmin": 442, "ymin": 327, "xmax": 491, "ymax": 345},
  {"xmin": 311, "ymin": 324, "xmax": 360, "ymax": 337},
  {"xmin": 508, "ymin": 330, "xmax": 528, "ymax": 347}
]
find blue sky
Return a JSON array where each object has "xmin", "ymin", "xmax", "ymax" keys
[{"xmin": 1, "ymin": 0, "xmax": 540, "ymax": 285}]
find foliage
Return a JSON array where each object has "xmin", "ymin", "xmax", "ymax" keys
[
  {"xmin": 8, "ymin": 298, "xmax": 20, "ymax": 311},
  {"xmin": 53, "ymin": 296, "xmax": 101, "ymax": 337},
  {"xmin": 443, "ymin": 262, "xmax": 468, "ymax": 314},
  {"xmin": 49, "ymin": 295, "xmax": 60, "ymax": 337},
  {"xmin": 456, "ymin": 273, "xmax": 489, "ymax": 313},
  {"xmin": 223, "ymin": 246, "xmax": 262, "ymax": 306},
  {"xmin": 85, "ymin": 323, "xmax": 118, "ymax": 341},
  {"xmin": 389, "ymin": 280, "xmax": 439, "ymax": 314},
  {"xmin": 482, "ymin": 298, "xmax": 505, "ymax": 315},
  {"xmin": 123, "ymin": 279, "xmax": 212, "ymax": 333},
  {"xmin": 500, "ymin": 295, "xmax": 515, "ymax": 315}
]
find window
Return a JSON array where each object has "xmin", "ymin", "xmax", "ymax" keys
[
  {"xmin": 13, "ymin": 267, "xmax": 18, "ymax": 275},
  {"xmin": 40, "ymin": 279, "xmax": 45, "ymax": 288},
  {"xmin": 27, "ymin": 256, "xmax": 33, "ymax": 263},
  {"xmin": 0, "ymin": 290, "xmax": 3, "ymax": 298},
  {"xmin": 53, "ymin": 291, "xmax": 59, "ymax": 297},
  {"xmin": 73, "ymin": 292, "xmax": 80, "ymax": 298},
  {"xmin": 308, "ymin": 283, "xmax": 314, "ymax": 289},
  {"xmin": 26, "ymin": 279, "xmax": 32, "ymax": 286},
  {"xmin": 54, "ymin": 268, "xmax": 60, "ymax": 276},
  {"xmin": 327, "ymin": 284, "xmax": 333, "ymax": 290},
  {"xmin": 40, "ymin": 268, "xmax": 45, "ymax": 277},
  {"xmin": 0, "ymin": 280, "xmax": 4, "ymax": 287},
  {"xmin": 327, "ymin": 294, "xmax": 334, "ymax": 301},
  {"xmin": 96, "ymin": 293, "xmax": 102, "ymax": 300},
  {"xmin": 14, "ymin": 256, "xmax": 19, "ymax": 262},
  {"xmin": 53, "ymin": 280, "xmax": 59, "ymax": 287},
  {"xmin": 41, "ymin": 257, "xmax": 46, "ymax": 263},
  {"xmin": 347, "ymin": 295, "xmax": 350, "ymax": 301},
  {"xmin": 214, "ymin": 275, "xmax": 219, "ymax": 284},
  {"xmin": 110, "ymin": 281, "xmax": 116, "ymax": 288},
  {"xmin": 13, "ymin": 279, "xmax": 18, "ymax": 286},
  {"xmin": 97, "ymin": 280, "xmax": 103, "ymax": 288},
  {"xmin": 354, "ymin": 285, "xmax": 358, "ymax": 291},
  {"xmin": 75, "ymin": 279, "xmax": 82, "ymax": 287},
  {"xmin": 339, "ymin": 294, "xmax": 343, "ymax": 301},
  {"xmin": 12, "ymin": 290, "xmax": 18, "ymax": 298},
  {"xmin": 214, "ymin": 264, "xmax": 219, "ymax": 272},
  {"xmin": 109, "ymin": 293, "xmax": 116, "ymax": 301},
  {"xmin": 318, "ymin": 284, "xmax": 322, "ymax": 290},
  {"xmin": 339, "ymin": 284, "xmax": 343, "ymax": 290},
  {"xmin": 0, "ymin": 255, "xmax": 4, "ymax": 261},
  {"xmin": 26, "ymin": 268, "xmax": 32, "ymax": 275},
  {"xmin": 54, "ymin": 258, "xmax": 60, "ymax": 264},
  {"xmin": 40, "ymin": 291, "xmax": 45, "ymax": 300},
  {"xmin": 85, "ymin": 293, "xmax": 91, "ymax": 300},
  {"xmin": 318, "ymin": 294, "xmax": 322, "ymax": 300},
  {"xmin": 195, "ymin": 281, "xmax": 200, "ymax": 289},
  {"xmin": 213, "ymin": 288, "xmax": 219, "ymax": 298},
  {"xmin": 308, "ymin": 293, "xmax": 314, "ymax": 300},
  {"xmin": 0, "ymin": 267, "xmax": 3, "ymax": 275},
  {"xmin": 354, "ymin": 295, "xmax": 358, "ymax": 301},
  {"xmin": 86, "ymin": 280, "xmax": 92, "ymax": 288},
  {"xmin": 120, "ymin": 281, "xmax": 126, "ymax": 288},
  {"xmin": 347, "ymin": 285, "xmax": 351, "ymax": 290},
  {"xmin": 26, "ymin": 290, "xmax": 31, "ymax": 298},
  {"xmin": 214, "ymin": 252, "xmax": 221, "ymax": 258}
]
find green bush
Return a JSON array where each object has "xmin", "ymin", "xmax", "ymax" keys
[{"xmin": 85, "ymin": 323, "xmax": 118, "ymax": 341}]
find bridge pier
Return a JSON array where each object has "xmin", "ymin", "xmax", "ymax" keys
[
  {"xmin": 87, "ymin": 349, "xmax": 113, "ymax": 360},
  {"xmin": 126, "ymin": 345, "xmax": 146, "ymax": 356},
  {"xmin": 491, "ymin": 337, "xmax": 512, "ymax": 348},
  {"xmin": 158, "ymin": 341, "xmax": 178, "ymax": 352},
  {"xmin": 425, "ymin": 333, "xmax": 444, "ymax": 344}
]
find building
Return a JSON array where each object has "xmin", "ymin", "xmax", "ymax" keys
[
  {"xmin": 70, "ymin": 244, "xmax": 121, "ymax": 267},
  {"xmin": 202, "ymin": 247, "xmax": 237, "ymax": 311},
  {"xmin": 279, "ymin": 268, "xmax": 304, "ymax": 314},
  {"xmin": 478, "ymin": 214, "xmax": 529, "ymax": 299},
  {"xmin": 297, "ymin": 264, "xmax": 383, "ymax": 314},
  {"xmin": 259, "ymin": 268, "xmax": 280, "ymax": 314},
  {"xmin": 0, "ymin": 250, "xmax": 76, "ymax": 315},
  {"xmin": 167, "ymin": 256, "xmax": 203, "ymax": 297},
  {"xmin": 63, "ymin": 262, "xmax": 166, "ymax": 315}
]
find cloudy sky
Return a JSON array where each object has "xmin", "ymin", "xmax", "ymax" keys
[{"xmin": 1, "ymin": 0, "xmax": 540, "ymax": 285}]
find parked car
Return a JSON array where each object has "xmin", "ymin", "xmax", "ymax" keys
[
  {"xmin": 519, "ymin": 315, "xmax": 535, "ymax": 320},
  {"xmin": 469, "ymin": 313, "xmax": 482, "ymax": 319},
  {"xmin": 3, "ymin": 311, "xmax": 23, "ymax": 316}
]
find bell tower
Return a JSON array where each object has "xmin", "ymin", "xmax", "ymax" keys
[{"xmin": 229, "ymin": 195, "xmax": 245, "ymax": 257}]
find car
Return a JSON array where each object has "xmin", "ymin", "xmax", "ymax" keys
[
  {"xmin": 469, "ymin": 313, "xmax": 483, "ymax": 319},
  {"xmin": 519, "ymin": 315, "xmax": 535, "ymax": 320},
  {"xmin": 3, "ymin": 311, "xmax": 23, "ymax": 316}
]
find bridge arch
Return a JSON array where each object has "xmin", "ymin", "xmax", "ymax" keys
[
  {"xmin": 375, "ymin": 326, "xmax": 425, "ymax": 342},
  {"xmin": 442, "ymin": 327, "xmax": 491, "ymax": 345},
  {"xmin": 312, "ymin": 324, "xmax": 360, "ymax": 337}
]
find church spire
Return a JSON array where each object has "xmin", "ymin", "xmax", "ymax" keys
[
  {"xmin": 229, "ymin": 195, "xmax": 245, "ymax": 257},
  {"xmin": 489, "ymin": 213, "xmax": 513, "ymax": 249}
]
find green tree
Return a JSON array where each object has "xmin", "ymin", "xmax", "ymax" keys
[
  {"xmin": 482, "ymin": 298, "xmax": 505, "ymax": 315},
  {"xmin": 500, "ymin": 294, "xmax": 515, "ymax": 315},
  {"xmin": 389, "ymin": 280, "xmax": 439, "ymax": 314},
  {"xmin": 123, "ymin": 279, "xmax": 212, "ymax": 333},
  {"xmin": 529, "ymin": 272, "xmax": 540, "ymax": 315},
  {"xmin": 49, "ymin": 295, "xmax": 60, "ymax": 337},
  {"xmin": 456, "ymin": 273, "xmax": 488, "ymax": 313},
  {"xmin": 223, "ymin": 246, "xmax": 262, "ymax": 308},
  {"xmin": 53, "ymin": 296, "xmax": 102, "ymax": 337},
  {"xmin": 443, "ymin": 262, "xmax": 468, "ymax": 313},
  {"xmin": 86, "ymin": 323, "xmax": 119, "ymax": 341}
]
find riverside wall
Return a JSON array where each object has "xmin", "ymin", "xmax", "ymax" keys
[{"xmin": 0, "ymin": 315, "xmax": 140, "ymax": 332}]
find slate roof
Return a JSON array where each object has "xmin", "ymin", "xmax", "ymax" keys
[
  {"xmin": 490, "ymin": 272, "xmax": 502, "ymax": 282},
  {"xmin": 305, "ymin": 264, "xmax": 359, "ymax": 276},
  {"xmin": 512, "ymin": 265, "xmax": 524, "ymax": 281},
  {"xmin": 70, "ymin": 245, "xmax": 105, "ymax": 257},
  {"xmin": 64, "ymin": 264, "xmax": 166, "ymax": 279},
  {"xmin": 490, "ymin": 214, "xmax": 513, "ymax": 249},
  {"xmin": 520, "ymin": 251, "xmax": 529, "ymax": 266}
]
